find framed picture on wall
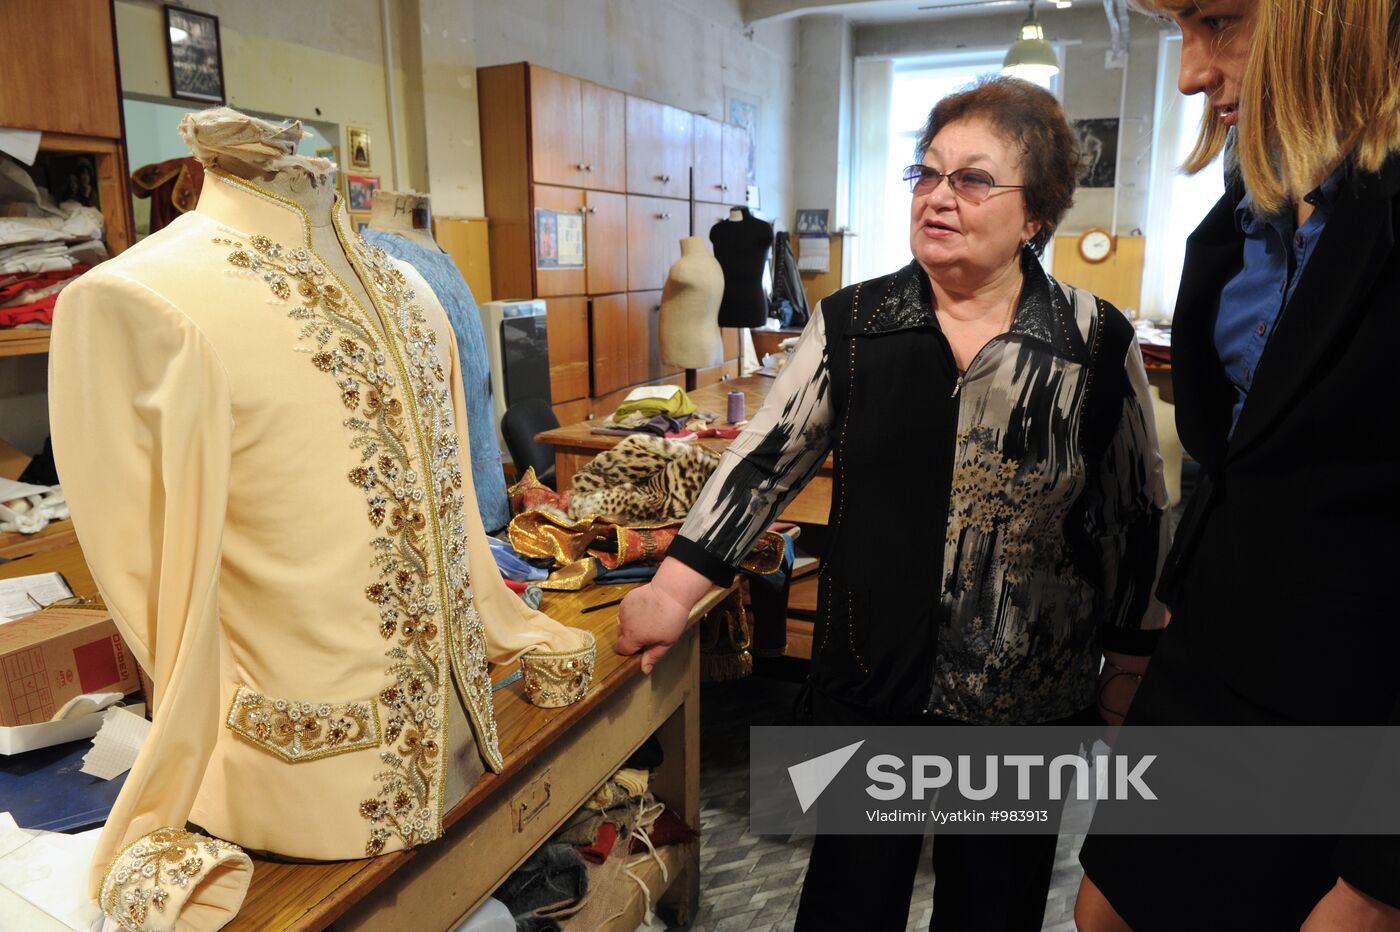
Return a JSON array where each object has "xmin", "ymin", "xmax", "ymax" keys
[
  {"xmin": 346, "ymin": 174, "xmax": 380, "ymax": 212},
  {"xmin": 350, "ymin": 212, "xmax": 372, "ymax": 235},
  {"xmin": 315, "ymin": 146, "xmax": 340, "ymax": 191},
  {"xmin": 164, "ymin": 5, "xmax": 225, "ymax": 104},
  {"xmin": 347, "ymin": 127, "xmax": 372, "ymax": 171}
]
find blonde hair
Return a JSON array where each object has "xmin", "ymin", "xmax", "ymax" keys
[{"xmin": 1135, "ymin": 0, "xmax": 1400, "ymax": 214}]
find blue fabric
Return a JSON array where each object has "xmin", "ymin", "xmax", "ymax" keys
[
  {"xmin": 1215, "ymin": 163, "xmax": 1346, "ymax": 433},
  {"xmin": 487, "ymin": 534, "xmax": 549, "ymax": 582},
  {"xmin": 361, "ymin": 229, "xmax": 511, "ymax": 530},
  {"xmin": 594, "ymin": 562, "xmax": 660, "ymax": 583}
]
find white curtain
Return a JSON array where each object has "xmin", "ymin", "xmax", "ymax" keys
[
  {"xmin": 1139, "ymin": 33, "xmax": 1225, "ymax": 320},
  {"xmin": 851, "ymin": 57, "xmax": 894, "ymax": 283}
]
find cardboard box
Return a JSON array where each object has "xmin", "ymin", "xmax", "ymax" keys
[{"xmin": 0, "ymin": 607, "xmax": 137, "ymax": 726}]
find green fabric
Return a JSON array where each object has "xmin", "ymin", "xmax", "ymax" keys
[{"xmin": 610, "ymin": 385, "xmax": 696, "ymax": 419}]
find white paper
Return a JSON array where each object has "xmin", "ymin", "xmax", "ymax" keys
[
  {"xmin": 0, "ymin": 478, "xmax": 55, "ymax": 501},
  {"xmin": 0, "ymin": 701, "xmax": 141, "ymax": 757},
  {"xmin": 796, "ymin": 235, "xmax": 830, "ymax": 273},
  {"xmin": 622, "ymin": 385, "xmax": 682, "ymax": 402},
  {"xmin": 0, "ymin": 573, "xmax": 73, "ymax": 623},
  {"xmin": 79, "ymin": 707, "xmax": 151, "ymax": 781},
  {"xmin": 0, "ymin": 128, "xmax": 42, "ymax": 167},
  {"xmin": 0, "ymin": 813, "xmax": 104, "ymax": 931}
]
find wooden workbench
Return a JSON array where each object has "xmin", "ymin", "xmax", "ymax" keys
[
  {"xmin": 0, "ymin": 545, "xmax": 722, "ymax": 931},
  {"xmin": 536, "ymin": 374, "xmax": 834, "ymax": 525}
]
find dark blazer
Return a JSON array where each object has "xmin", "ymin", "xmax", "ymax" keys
[{"xmin": 1159, "ymin": 152, "xmax": 1400, "ymax": 902}]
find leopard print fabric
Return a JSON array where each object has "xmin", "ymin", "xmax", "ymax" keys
[{"xmin": 568, "ymin": 435, "xmax": 721, "ymax": 524}]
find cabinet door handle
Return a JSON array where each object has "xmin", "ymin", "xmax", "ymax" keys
[
  {"xmin": 715, "ymin": 183, "xmax": 725, "ymax": 190},
  {"xmin": 588, "ymin": 206, "xmax": 597, "ymax": 214},
  {"xmin": 656, "ymin": 212, "xmax": 671, "ymax": 220},
  {"xmin": 658, "ymin": 174, "xmax": 671, "ymax": 183},
  {"xmin": 585, "ymin": 164, "xmax": 595, "ymax": 172},
  {"xmin": 651, "ymin": 305, "xmax": 661, "ymax": 313},
  {"xmin": 576, "ymin": 163, "xmax": 588, "ymax": 171},
  {"xmin": 577, "ymin": 206, "xmax": 589, "ymax": 213}
]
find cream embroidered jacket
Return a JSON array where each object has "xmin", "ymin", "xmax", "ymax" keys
[{"xmin": 49, "ymin": 170, "xmax": 594, "ymax": 930}]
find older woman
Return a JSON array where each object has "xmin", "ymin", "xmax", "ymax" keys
[
  {"xmin": 1076, "ymin": 1, "xmax": 1400, "ymax": 930},
  {"xmin": 619, "ymin": 76, "xmax": 1167, "ymax": 930}
]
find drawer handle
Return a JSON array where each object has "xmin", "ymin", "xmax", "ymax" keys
[
  {"xmin": 577, "ymin": 206, "xmax": 589, "ymax": 213},
  {"xmin": 715, "ymin": 183, "xmax": 725, "ymax": 190},
  {"xmin": 651, "ymin": 305, "xmax": 661, "ymax": 313},
  {"xmin": 656, "ymin": 212, "xmax": 671, "ymax": 220},
  {"xmin": 588, "ymin": 206, "xmax": 597, "ymax": 214},
  {"xmin": 658, "ymin": 174, "xmax": 671, "ymax": 183},
  {"xmin": 512, "ymin": 770, "xmax": 553, "ymax": 833},
  {"xmin": 585, "ymin": 164, "xmax": 595, "ymax": 172},
  {"xmin": 575, "ymin": 163, "xmax": 587, "ymax": 171}
]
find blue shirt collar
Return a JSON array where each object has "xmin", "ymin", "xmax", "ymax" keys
[{"xmin": 1234, "ymin": 158, "xmax": 1348, "ymax": 235}]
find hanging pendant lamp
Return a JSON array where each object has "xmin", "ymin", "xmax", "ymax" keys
[{"xmin": 1002, "ymin": 0, "xmax": 1060, "ymax": 81}]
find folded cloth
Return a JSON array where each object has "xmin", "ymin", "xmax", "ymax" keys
[
  {"xmin": 593, "ymin": 562, "xmax": 658, "ymax": 584},
  {"xmin": 576, "ymin": 822, "xmax": 619, "ymax": 865},
  {"xmin": 613, "ymin": 767, "xmax": 649, "ymax": 798},
  {"xmin": 0, "ymin": 204, "xmax": 103, "ymax": 247},
  {"xmin": 568, "ymin": 435, "xmax": 720, "ymax": 524},
  {"xmin": 487, "ymin": 533, "xmax": 550, "ymax": 581},
  {"xmin": 609, "ymin": 384, "xmax": 696, "ymax": 420}
]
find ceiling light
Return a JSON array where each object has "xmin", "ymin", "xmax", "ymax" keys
[
  {"xmin": 1002, "ymin": 1, "xmax": 1060, "ymax": 81},
  {"xmin": 1057, "ymin": 0, "xmax": 1072, "ymax": 8}
]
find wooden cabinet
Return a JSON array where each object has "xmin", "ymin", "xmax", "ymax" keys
[
  {"xmin": 692, "ymin": 116, "xmax": 725, "ymax": 204},
  {"xmin": 625, "ymin": 97, "xmax": 691, "ymax": 199},
  {"xmin": 546, "ymin": 296, "xmax": 590, "ymax": 403},
  {"xmin": 590, "ymin": 294, "xmax": 631, "ymax": 397},
  {"xmin": 627, "ymin": 195, "xmax": 688, "ymax": 292},
  {"xmin": 531, "ymin": 184, "xmax": 587, "ymax": 297},
  {"xmin": 584, "ymin": 189, "xmax": 627, "ymax": 295},
  {"xmin": 480, "ymin": 62, "xmax": 755, "ymax": 422},
  {"xmin": 0, "ymin": 0, "xmax": 122, "ymax": 139},
  {"xmin": 627, "ymin": 290, "xmax": 680, "ymax": 385},
  {"xmin": 528, "ymin": 67, "xmax": 585, "ymax": 187},
  {"xmin": 693, "ymin": 202, "xmax": 731, "ymax": 242},
  {"xmin": 580, "ymin": 81, "xmax": 626, "ymax": 193}
]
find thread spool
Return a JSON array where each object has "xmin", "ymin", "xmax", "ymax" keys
[{"xmin": 727, "ymin": 390, "xmax": 745, "ymax": 424}]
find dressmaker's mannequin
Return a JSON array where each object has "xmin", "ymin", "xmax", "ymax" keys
[
  {"xmin": 659, "ymin": 237, "xmax": 724, "ymax": 369},
  {"xmin": 368, "ymin": 190, "xmax": 440, "ymax": 253},
  {"xmin": 709, "ymin": 205, "xmax": 772, "ymax": 327}
]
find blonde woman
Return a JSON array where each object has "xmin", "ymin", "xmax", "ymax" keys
[{"xmin": 1077, "ymin": 1, "xmax": 1400, "ymax": 930}]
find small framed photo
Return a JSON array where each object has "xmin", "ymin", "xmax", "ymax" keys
[
  {"xmin": 164, "ymin": 5, "xmax": 225, "ymax": 103},
  {"xmin": 346, "ymin": 174, "xmax": 380, "ymax": 212},
  {"xmin": 347, "ymin": 127, "xmax": 372, "ymax": 171},
  {"xmin": 350, "ymin": 212, "xmax": 372, "ymax": 235},
  {"xmin": 795, "ymin": 209, "xmax": 829, "ymax": 235}
]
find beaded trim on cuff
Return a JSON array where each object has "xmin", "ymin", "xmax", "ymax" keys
[
  {"xmin": 519, "ymin": 630, "xmax": 597, "ymax": 708},
  {"xmin": 101, "ymin": 827, "xmax": 252, "ymax": 932}
]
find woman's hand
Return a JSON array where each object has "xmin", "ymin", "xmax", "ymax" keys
[
  {"xmin": 1302, "ymin": 879, "xmax": 1400, "ymax": 931},
  {"xmin": 615, "ymin": 558, "xmax": 714, "ymax": 674},
  {"xmin": 1097, "ymin": 650, "xmax": 1148, "ymax": 726}
]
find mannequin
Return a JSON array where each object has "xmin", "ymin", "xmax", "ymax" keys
[
  {"xmin": 364, "ymin": 190, "xmax": 513, "ymax": 532},
  {"xmin": 48, "ymin": 107, "xmax": 594, "ymax": 931},
  {"xmin": 367, "ymin": 189, "xmax": 439, "ymax": 252},
  {"xmin": 709, "ymin": 206, "xmax": 773, "ymax": 327},
  {"xmin": 659, "ymin": 236, "xmax": 724, "ymax": 368}
]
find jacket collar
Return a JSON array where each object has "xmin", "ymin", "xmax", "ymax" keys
[
  {"xmin": 197, "ymin": 167, "xmax": 354, "ymax": 248},
  {"xmin": 1226, "ymin": 152, "xmax": 1400, "ymax": 460},
  {"xmin": 858, "ymin": 248, "xmax": 1088, "ymax": 363}
]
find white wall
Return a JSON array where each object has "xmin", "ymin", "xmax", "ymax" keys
[
  {"xmin": 791, "ymin": 15, "xmax": 852, "ymax": 228},
  {"xmin": 472, "ymin": 0, "xmax": 799, "ymax": 228},
  {"xmin": 852, "ymin": 7, "xmax": 1169, "ymax": 235}
]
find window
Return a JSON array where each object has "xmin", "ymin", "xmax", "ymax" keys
[
  {"xmin": 1139, "ymin": 33, "xmax": 1225, "ymax": 319},
  {"xmin": 852, "ymin": 50, "xmax": 1059, "ymax": 281}
]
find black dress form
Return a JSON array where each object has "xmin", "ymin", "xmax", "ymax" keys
[{"xmin": 709, "ymin": 206, "xmax": 773, "ymax": 327}]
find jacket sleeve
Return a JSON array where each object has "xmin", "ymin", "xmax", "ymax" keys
[
  {"xmin": 430, "ymin": 274, "xmax": 593, "ymax": 704},
  {"xmin": 1089, "ymin": 339, "xmax": 1170, "ymax": 654},
  {"xmin": 49, "ymin": 271, "xmax": 253, "ymax": 929},
  {"xmin": 669, "ymin": 307, "xmax": 835, "ymax": 586}
]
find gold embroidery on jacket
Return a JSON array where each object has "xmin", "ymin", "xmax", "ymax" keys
[
  {"xmin": 215, "ymin": 226, "xmax": 459, "ymax": 856},
  {"xmin": 101, "ymin": 828, "xmax": 241, "ymax": 931},
  {"xmin": 226, "ymin": 686, "xmax": 380, "ymax": 762}
]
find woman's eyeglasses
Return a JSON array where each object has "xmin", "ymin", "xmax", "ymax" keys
[{"xmin": 902, "ymin": 165, "xmax": 1025, "ymax": 203}]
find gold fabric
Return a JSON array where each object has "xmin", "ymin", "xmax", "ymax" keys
[{"xmin": 48, "ymin": 167, "xmax": 595, "ymax": 911}]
